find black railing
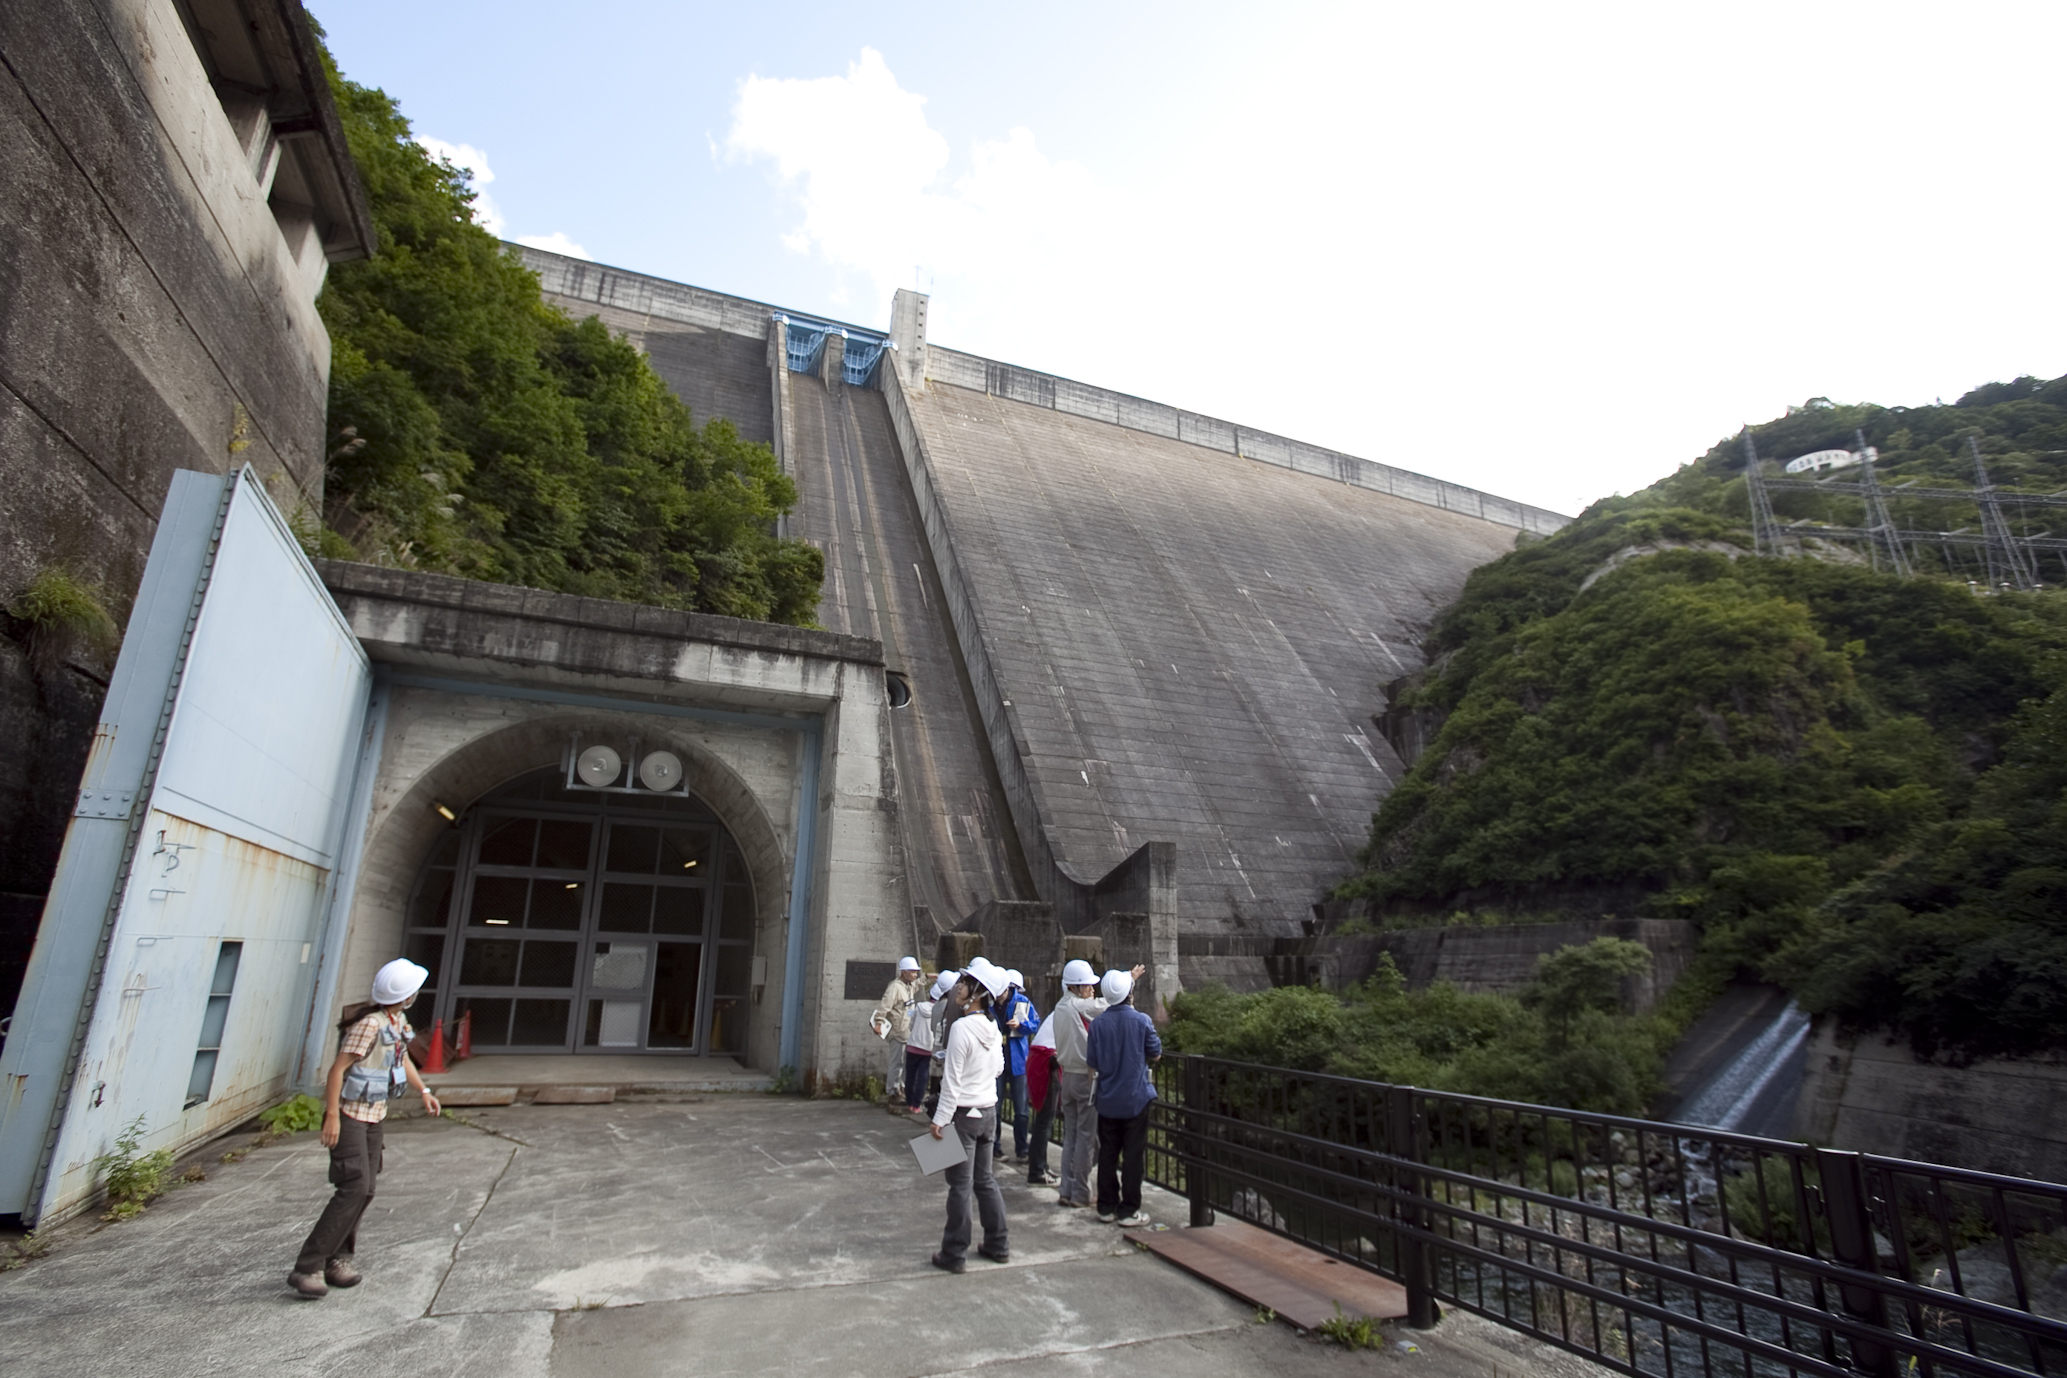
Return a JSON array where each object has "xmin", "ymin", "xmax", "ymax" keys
[{"xmin": 1019, "ymin": 1056, "xmax": 2067, "ymax": 1377}]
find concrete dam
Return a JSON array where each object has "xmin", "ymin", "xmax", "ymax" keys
[{"xmin": 521, "ymin": 245, "xmax": 1567, "ymax": 977}]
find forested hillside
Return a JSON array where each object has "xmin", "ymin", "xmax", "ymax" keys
[
  {"xmin": 1335, "ymin": 376, "xmax": 2067, "ymax": 1063},
  {"xmin": 309, "ymin": 35, "xmax": 822, "ymax": 625}
]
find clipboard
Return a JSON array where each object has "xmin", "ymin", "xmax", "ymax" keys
[{"xmin": 909, "ymin": 1128, "xmax": 966, "ymax": 1176}]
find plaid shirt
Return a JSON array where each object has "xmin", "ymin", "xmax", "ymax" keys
[{"xmin": 338, "ymin": 1010, "xmax": 411, "ymax": 1124}]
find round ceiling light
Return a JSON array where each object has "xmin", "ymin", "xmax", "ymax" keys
[
  {"xmin": 576, "ymin": 744, "xmax": 622, "ymax": 788},
  {"xmin": 639, "ymin": 750, "xmax": 683, "ymax": 792}
]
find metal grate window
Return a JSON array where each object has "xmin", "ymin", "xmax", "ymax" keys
[{"xmin": 185, "ymin": 941, "xmax": 242, "ymax": 1107}]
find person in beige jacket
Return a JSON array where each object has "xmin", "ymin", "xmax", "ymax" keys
[{"xmin": 872, "ymin": 956, "xmax": 925, "ymax": 1109}]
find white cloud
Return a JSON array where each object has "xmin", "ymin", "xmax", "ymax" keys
[
  {"xmin": 515, "ymin": 232, "xmax": 591, "ymax": 260},
  {"xmin": 724, "ymin": 50, "xmax": 1120, "ymax": 330},
  {"xmin": 415, "ymin": 136, "xmax": 504, "ymax": 235},
  {"xmin": 417, "ymin": 138, "xmax": 589, "ymax": 261},
  {"xmin": 718, "ymin": 17, "xmax": 2067, "ymax": 516}
]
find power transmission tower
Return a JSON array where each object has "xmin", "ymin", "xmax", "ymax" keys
[
  {"xmin": 1743, "ymin": 429, "xmax": 1785, "ymax": 556},
  {"xmin": 1854, "ymin": 428, "xmax": 1910, "ymax": 577},
  {"xmin": 1969, "ymin": 435, "xmax": 2039, "ymax": 591}
]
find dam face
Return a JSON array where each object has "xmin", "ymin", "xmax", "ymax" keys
[{"xmin": 523, "ymin": 246, "xmax": 1566, "ymax": 942}]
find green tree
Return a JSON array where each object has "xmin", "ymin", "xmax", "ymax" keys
[
  {"xmin": 1521, "ymin": 937, "xmax": 1653, "ymax": 1048},
  {"xmin": 312, "ymin": 39, "xmax": 822, "ymax": 624}
]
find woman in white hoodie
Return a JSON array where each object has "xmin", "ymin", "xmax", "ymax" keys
[{"xmin": 928, "ymin": 959, "xmax": 1010, "ymax": 1273}]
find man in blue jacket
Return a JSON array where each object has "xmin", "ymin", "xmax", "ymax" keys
[
  {"xmin": 1085, "ymin": 968, "xmax": 1160, "ymax": 1226},
  {"xmin": 994, "ymin": 969, "xmax": 1041, "ymax": 1161}
]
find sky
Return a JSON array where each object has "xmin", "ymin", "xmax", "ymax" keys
[{"xmin": 316, "ymin": 1, "xmax": 2067, "ymax": 517}]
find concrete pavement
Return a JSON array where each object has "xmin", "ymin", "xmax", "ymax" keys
[{"xmin": 0, "ymin": 1095, "xmax": 1608, "ymax": 1376}]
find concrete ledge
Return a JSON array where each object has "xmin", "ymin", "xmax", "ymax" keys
[{"xmin": 317, "ymin": 560, "xmax": 884, "ymax": 668}]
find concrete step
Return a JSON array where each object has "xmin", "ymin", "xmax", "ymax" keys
[{"xmin": 422, "ymin": 1053, "xmax": 773, "ymax": 1099}]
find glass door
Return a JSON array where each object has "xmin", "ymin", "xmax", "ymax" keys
[
  {"xmin": 414, "ymin": 767, "xmax": 755, "ymax": 1057},
  {"xmin": 578, "ymin": 818, "xmax": 713, "ymax": 1052},
  {"xmin": 447, "ymin": 811, "xmax": 593, "ymax": 1052}
]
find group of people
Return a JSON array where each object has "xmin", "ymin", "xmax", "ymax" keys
[{"xmin": 873, "ymin": 953, "xmax": 1164, "ymax": 1272}]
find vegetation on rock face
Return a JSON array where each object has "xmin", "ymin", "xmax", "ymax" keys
[
  {"xmin": 1337, "ymin": 377, "xmax": 2067, "ymax": 1065},
  {"xmin": 1167, "ymin": 942, "xmax": 1669, "ymax": 1115},
  {"xmin": 311, "ymin": 37, "xmax": 822, "ymax": 625},
  {"xmin": 7, "ymin": 567, "xmax": 119, "ymax": 675}
]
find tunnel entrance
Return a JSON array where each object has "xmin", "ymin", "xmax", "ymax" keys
[{"xmin": 404, "ymin": 767, "xmax": 758, "ymax": 1057}]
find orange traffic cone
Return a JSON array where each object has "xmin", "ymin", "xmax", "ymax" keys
[{"xmin": 422, "ymin": 1017, "xmax": 447, "ymax": 1074}]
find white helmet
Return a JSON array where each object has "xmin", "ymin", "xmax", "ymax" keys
[
  {"xmin": 898, "ymin": 955, "xmax": 921, "ymax": 973},
  {"xmin": 1006, "ymin": 969, "xmax": 1025, "ymax": 990},
  {"xmin": 970, "ymin": 964, "xmax": 1009, "ymax": 1000},
  {"xmin": 371, "ymin": 958, "xmax": 429, "ymax": 1006},
  {"xmin": 1100, "ymin": 969, "xmax": 1133, "ymax": 1004},
  {"xmin": 1062, "ymin": 959, "xmax": 1097, "ymax": 987},
  {"xmin": 931, "ymin": 970, "xmax": 959, "ymax": 999}
]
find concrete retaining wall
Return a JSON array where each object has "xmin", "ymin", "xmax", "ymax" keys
[
  {"xmin": 1180, "ymin": 918, "xmax": 1696, "ymax": 1010},
  {"xmin": 1, "ymin": 0, "xmax": 369, "ymax": 1020},
  {"xmin": 1794, "ymin": 1019, "xmax": 2067, "ymax": 1182}
]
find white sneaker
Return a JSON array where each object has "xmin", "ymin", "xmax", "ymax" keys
[{"xmin": 1116, "ymin": 1212, "xmax": 1150, "ymax": 1228}]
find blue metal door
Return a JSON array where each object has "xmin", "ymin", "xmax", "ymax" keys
[{"xmin": 0, "ymin": 469, "xmax": 373, "ymax": 1224}]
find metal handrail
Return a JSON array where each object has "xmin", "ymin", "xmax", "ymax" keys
[{"xmin": 1097, "ymin": 1055, "xmax": 2067, "ymax": 1378}]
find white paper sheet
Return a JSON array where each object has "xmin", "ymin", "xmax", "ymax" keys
[{"xmin": 909, "ymin": 1129, "xmax": 966, "ymax": 1176}]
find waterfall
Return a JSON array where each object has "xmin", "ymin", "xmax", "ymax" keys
[{"xmin": 1677, "ymin": 1000, "xmax": 1811, "ymax": 1133}]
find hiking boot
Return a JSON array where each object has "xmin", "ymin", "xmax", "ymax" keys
[
  {"xmin": 287, "ymin": 1271, "xmax": 328, "ymax": 1300},
  {"xmin": 324, "ymin": 1259, "xmax": 363, "ymax": 1288},
  {"xmin": 977, "ymin": 1243, "xmax": 1011, "ymax": 1264},
  {"xmin": 930, "ymin": 1251, "xmax": 965, "ymax": 1275}
]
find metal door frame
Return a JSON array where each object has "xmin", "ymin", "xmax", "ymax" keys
[{"xmin": 428, "ymin": 772, "xmax": 739, "ymax": 1056}]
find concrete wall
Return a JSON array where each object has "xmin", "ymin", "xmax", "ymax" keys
[
  {"xmin": 1181, "ymin": 918, "xmax": 1696, "ymax": 1008},
  {"xmin": 1794, "ymin": 1019, "xmax": 2067, "ymax": 1183},
  {"xmin": 0, "ymin": 0, "xmax": 368, "ymax": 1020},
  {"xmin": 319, "ymin": 563, "xmax": 910, "ymax": 1084},
  {"xmin": 921, "ymin": 346, "xmax": 1570, "ymax": 537},
  {"xmin": 513, "ymin": 246, "xmax": 1568, "ymax": 538},
  {"xmin": 883, "ymin": 372, "xmax": 1523, "ymax": 934},
  {"xmin": 513, "ymin": 244, "xmax": 1562, "ymax": 940},
  {"xmin": 530, "ymin": 290, "xmax": 776, "ymax": 450},
  {"xmin": 785, "ymin": 372, "xmax": 1031, "ymax": 927}
]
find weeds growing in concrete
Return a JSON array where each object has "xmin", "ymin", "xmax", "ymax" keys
[
  {"xmin": 1317, "ymin": 1305, "xmax": 1383, "ymax": 1350},
  {"xmin": 8, "ymin": 567, "xmax": 118, "ymax": 675},
  {"xmin": 0, "ymin": 1231, "xmax": 51, "ymax": 1271},
  {"xmin": 93, "ymin": 1117, "xmax": 175, "ymax": 1222},
  {"xmin": 258, "ymin": 1094, "xmax": 324, "ymax": 1134}
]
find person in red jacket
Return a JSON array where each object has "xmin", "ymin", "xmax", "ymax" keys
[{"xmin": 1022, "ymin": 1012, "xmax": 1060, "ymax": 1186}]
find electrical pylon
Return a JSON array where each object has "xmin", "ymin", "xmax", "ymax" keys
[
  {"xmin": 1854, "ymin": 428, "xmax": 1910, "ymax": 577},
  {"xmin": 1969, "ymin": 435, "xmax": 2038, "ymax": 591},
  {"xmin": 1743, "ymin": 429, "xmax": 1784, "ymax": 556}
]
